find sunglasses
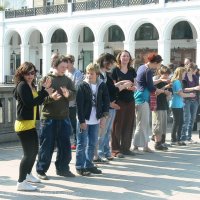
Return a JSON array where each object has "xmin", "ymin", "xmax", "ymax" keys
[{"xmin": 25, "ymin": 71, "xmax": 36, "ymax": 76}]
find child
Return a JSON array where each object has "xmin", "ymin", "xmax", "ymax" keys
[
  {"xmin": 152, "ymin": 66, "xmax": 172, "ymax": 150},
  {"xmin": 76, "ymin": 63, "xmax": 110, "ymax": 176},
  {"xmin": 170, "ymin": 67, "xmax": 195, "ymax": 146}
]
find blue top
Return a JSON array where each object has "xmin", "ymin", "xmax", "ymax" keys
[
  {"xmin": 134, "ymin": 64, "xmax": 156, "ymax": 105},
  {"xmin": 170, "ymin": 80, "xmax": 184, "ymax": 108}
]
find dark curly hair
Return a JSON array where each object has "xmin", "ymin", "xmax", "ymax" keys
[{"xmin": 14, "ymin": 62, "xmax": 37, "ymax": 87}]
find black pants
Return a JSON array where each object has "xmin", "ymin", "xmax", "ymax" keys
[
  {"xmin": 17, "ymin": 128, "xmax": 38, "ymax": 182},
  {"xmin": 69, "ymin": 106, "xmax": 77, "ymax": 145},
  {"xmin": 171, "ymin": 108, "xmax": 183, "ymax": 142}
]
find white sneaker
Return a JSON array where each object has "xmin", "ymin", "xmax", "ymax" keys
[
  {"xmin": 17, "ymin": 180, "xmax": 37, "ymax": 191},
  {"xmin": 26, "ymin": 173, "xmax": 41, "ymax": 183}
]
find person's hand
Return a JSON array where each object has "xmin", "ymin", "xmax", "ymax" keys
[
  {"xmin": 42, "ymin": 77, "xmax": 51, "ymax": 88},
  {"xmin": 80, "ymin": 123, "xmax": 87, "ymax": 132},
  {"xmin": 60, "ymin": 87, "xmax": 69, "ymax": 98},
  {"xmin": 164, "ymin": 90, "xmax": 172, "ymax": 96},
  {"xmin": 100, "ymin": 117, "xmax": 106, "ymax": 129},
  {"xmin": 188, "ymin": 93, "xmax": 196, "ymax": 98},
  {"xmin": 110, "ymin": 101, "xmax": 120, "ymax": 110},
  {"xmin": 50, "ymin": 91, "xmax": 62, "ymax": 101},
  {"xmin": 155, "ymin": 88, "xmax": 164, "ymax": 96},
  {"xmin": 45, "ymin": 87, "xmax": 54, "ymax": 95},
  {"xmin": 159, "ymin": 78, "xmax": 171, "ymax": 83},
  {"xmin": 193, "ymin": 86, "xmax": 200, "ymax": 91}
]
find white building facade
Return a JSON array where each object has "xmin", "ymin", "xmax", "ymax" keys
[{"xmin": 0, "ymin": 0, "xmax": 200, "ymax": 83}]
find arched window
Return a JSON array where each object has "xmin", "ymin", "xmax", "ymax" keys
[
  {"xmin": 135, "ymin": 23, "xmax": 159, "ymax": 40},
  {"xmin": 108, "ymin": 25, "xmax": 125, "ymax": 42},
  {"xmin": 171, "ymin": 21, "xmax": 193, "ymax": 39},
  {"xmin": 51, "ymin": 29, "xmax": 67, "ymax": 43},
  {"xmin": 83, "ymin": 27, "xmax": 94, "ymax": 42}
]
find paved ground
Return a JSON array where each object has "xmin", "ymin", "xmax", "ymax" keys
[{"xmin": 0, "ymin": 129, "xmax": 200, "ymax": 200}]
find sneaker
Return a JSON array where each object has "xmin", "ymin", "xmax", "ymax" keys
[
  {"xmin": 26, "ymin": 173, "xmax": 41, "ymax": 183},
  {"xmin": 123, "ymin": 150, "xmax": 136, "ymax": 156},
  {"xmin": 93, "ymin": 157, "xmax": 109, "ymax": 164},
  {"xmin": 17, "ymin": 180, "xmax": 37, "ymax": 191},
  {"xmin": 86, "ymin": 167, "xmax": 102, "ymax": 174},
  {"xmin": 162, "ymin": 143, "xmax": 171, "ymax": 147},
  {"xmin": 105, "ymin": 156, "xmax": 114, "ymax": 161},
  {"xmin": 56, "ymin": 170, "xmax": 75, "ymax": 177},
  {"xmin": 76, "ymin": 168, "xmax": 91, "ymax": 176},
  {"xmin": 187, "ymin": 139, "xmax": 197, "ymax": 144},
  {"xmin": 177, "ymin": 141, "xmax": 186, "ymax": 146},
  {"xmin": 143, "ymin": 147, "xmax": 154, "ymax": 153},
  {"xmin": 155, "ymin": 144, "xmax": 168, "ymax": 151},
  {"xmin": 71, "ymin": 145, "xmax": 76, "ymax": 150},
  {"xmin": 133, "ymin": 149, "xmax": 144, "ymax": 155},
  {"xmin": 112, "ymin": 152, "xmax": 124, "ymax": 158},
  {"xmin": 37, "ymin": 172, "xmax": 49, "ymax": 180}
]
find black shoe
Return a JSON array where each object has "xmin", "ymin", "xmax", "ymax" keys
[
  {"xmin": 76, "ymin": 169, "xmax": 91, "ymax": 176},
  {"xmin": 56, "ymin": 170, "xmax": 75, "ymax": 177},
  {"xmin": 155, "ymin": 144, "xmax": 168, "ymax": 151},
  {"xmin": 86, "ymin": 167, "xmax": 102, "ymax": 174},
  {"xmin": 93, "ymin": 157, "xmax": 109, "ymax": 164},
  {"xmin": 37, "ymin": 172, "xmax": 49, "ymax": 180},
  {"xmin": 123, "ymin": 150, "xmax": 136, "ymax": 156}
]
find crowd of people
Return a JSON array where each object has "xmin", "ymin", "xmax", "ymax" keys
[{"xmin": 13, "ymin": 51, "xmax": 200, "ymax": 191}]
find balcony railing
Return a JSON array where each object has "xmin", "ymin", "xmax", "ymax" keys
[
  {"xmin": 5, "ymin": 4, "xmax": 67, "ymax": 19},
  {"xmin": 72, "ymin": 0, "xmax": 158, "ymax": 11}
]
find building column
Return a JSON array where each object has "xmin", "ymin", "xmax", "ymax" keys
[
  {"xmin": 196, "ymin": 39, "xmax": 200, "ymax": 68},
  {"xmin": 157, "ymin": 39, "xmax": 171, "ymax": 65},
  {"xmin": 123, "ymin": 41, "xmax": 136, "ymax": 59},
  {"xmin": 20, "ymin": 44, "xmax": 30, "ymax": 63},
  {"xmin": 67, "ymin": 42, "xmax": 78, "ymax": 68},
  {"xmin": 93, "ymin": 41, "xmax": 105, "ymax": 61},
  {"xmin": 42, "ymin": 43, "xmax": 52, "ymax": 76}
]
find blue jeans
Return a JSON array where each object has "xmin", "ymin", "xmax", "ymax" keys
[
  {"xmin": 76, "ymin": 124, "xmax": 99, "ymax": 169},
  {"xmin": 98, "ymin": 109, "xmax": 116, "ymax": 158},
  {"xmin": 181, "ymin": 99, "xmax": 199, "ymax": 141},
  {"xmin": 36, "ymin": 118, "xmax": 72, "ymax": 173}
]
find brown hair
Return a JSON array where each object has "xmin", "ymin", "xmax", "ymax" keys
[
  {"xmin": 65, "ymin": 54, "xmax": 75, "ymax": 63},
  {"xmin": 159, "ymin": 65, "xmax": 171, "ymax": 75},
  {"xmin": 53, "ymin": 55, "xmax": 69, "ymax": 68},
  {"xmin": 14, "ymin": 62, "xmax": 37, "ymax": 86},
  {"xmin": 116, "ymin": 50, "xmax": 134, "ymax": 69},
  {"xmin": 51, "ymin": 52, "xmax": 60, "ymax": 68},
  {"xmin": 147, "ymin": 53, "xmax": 163, "ymax": 63},
  {"xmin": 185, "ymin": 62, "xmax": 197, "ymax": 72}
]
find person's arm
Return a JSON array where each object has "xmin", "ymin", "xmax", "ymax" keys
[
  {"xmin": 76, "ymin": 84, "xmax": 85, "ymax": 124},
  {"xmin": 101, "ymin": 83, "xmax": 110, "ymax": 118}
]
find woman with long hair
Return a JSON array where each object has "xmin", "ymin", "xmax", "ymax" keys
[
  {"xmin": 14, "ymin": 62, "xmax": 52, "ymax": 191},
  {"xmin": 111, "ymin": 50, "xmax": 137, "ymax": 158}
]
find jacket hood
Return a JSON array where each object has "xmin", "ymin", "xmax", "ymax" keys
[{"xmin": 84, "ymin": 76, "xmax": 103, "ymax": 87}]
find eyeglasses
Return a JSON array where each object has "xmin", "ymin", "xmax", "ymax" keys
[{"xmin": 24, "ymin": 71, "xmax": 36, "ymax": 76}]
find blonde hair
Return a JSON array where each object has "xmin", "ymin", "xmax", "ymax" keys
[
  {"xmin": 171, "ymin": 67, "xmax": 186, "ymax": 82},
  {"xmin": 86, "ymin": 63, "xmax": 100, "ymax": 75}
]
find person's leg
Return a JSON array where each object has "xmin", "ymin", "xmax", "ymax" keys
[
  {"xmin": 55, "ymin": 118, "xmax": 72, "ymax": 174},
  {"xmin": 177, "ymin": 108, "xmax": 184, "ymax": 142},
  {"xmin": 181, "ymin": 101, "xmax": 190, "ymax": 141},
  {"xmin": 36, "ymin": 119, "xmax": 55, "ymax": 175},
  {"xmin": 69, "ymin": 106, "xmax": 77, "ymax": 146},
  {"xmin": 121, "ymin": 101, "xmax": 135, "ymax": 154},
  {"xmin": 85, "ymin": 124, "xmax": 99, "ymax": 169},
  {"xmin": 171, "ymin": 108, "xmax": 179, "ymax": 143},
  {"xmin": 17, "ymin": 129, "xmax": 38, "ymax": 183},
  {"xmin": 187, "ymin": 100, "xmax": 198, "ymax": 141}
]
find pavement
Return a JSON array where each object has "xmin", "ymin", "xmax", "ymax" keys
[{"xmin": 0, "ymin": 128, "xmax": 200, "ymax": 200}]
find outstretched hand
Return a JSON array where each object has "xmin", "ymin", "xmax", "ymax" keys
[{"xmin": 60, "ymin": 87, "xmax": 70, "ymax": 98}]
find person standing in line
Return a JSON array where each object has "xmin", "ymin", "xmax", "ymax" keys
[
  {"xmin": 13, "ymin": 62, "xmax": 52, "ymax": 191},
  {"xmin": 36, "ymin": 55, "xmax": 76, "ymax": 180},
  {"xmin": 180, "ymin": 63, "xmax": 200, "ymax": 144},
  {"xmin": 93, "ymin": 53, "xmax": 120, "ymax": 163},
  {"xmin": 170, "ymin": 67, "xmax": 195, "ymax": 146},
  {"xmin": 65, "ymin": 54, "xmax": 83, "ymax": 150},
  {"xmin": 133, "ymin": 53, "xmax": 164, "ymax": 153},
  {"xmin": 111, "ymin": 50, "xmax": 137, "ymax": 158},
  {"xmin": 76, "ymin": 63, "xmax": 110, "ymax": 176},
  {"xmin": 152, "ymin": 66, "xmax": 172, "ymax": 151}
]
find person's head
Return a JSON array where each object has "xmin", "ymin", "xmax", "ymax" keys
[
  {"xmin": 184, "ymin": 57, "xmax": 192, "ymax": 65},
  {"xmin": 171, "ymin": 67, "xmax": 186, "ymax": 82},
  {"xmin": 51, "ymin": 52, "xmax": 60, "ymax": 68},
  {"xmin": 116, "ymin": 50, "xmax": 134, "ymax": 69},
  {"xmin": 53, "ymin": 55, "xmax": 69, "ymax": 76},
  {"xmin": 185, "ymin": 62, "xmax": 197, "ymax": 73},
  {"xmin": 96, "ymin": 53, "xmax": 116, "ymax": 71},
  {"xmin": 85, "ymin": 63, "xmax": 100, "ymax": 84},
  {"xmin": 167, "ymin": 63, "xmax": 175, "ymax": 73},
  {"xmin": 65, "ymin": 54, "xmax": 75, "ymax": 72},
  {"xmin": 14, "ymin": 62, "xmax": 37, "ymax": 86},
  {"xmin": 159, "ymin": 65, "xmax": 171, "ymax": 79},
  {"xmin": 147, "ymin": 53, "xmax": 163, "ymax": 70}
]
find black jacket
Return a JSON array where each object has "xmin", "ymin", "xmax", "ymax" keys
[
  {"xmin": 13, "ymin": 81, "xmax": 48, "ymax": 120},
  {"xmin": 76, "ymin": 79, "xmax": 110, "ymax": 124}
]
